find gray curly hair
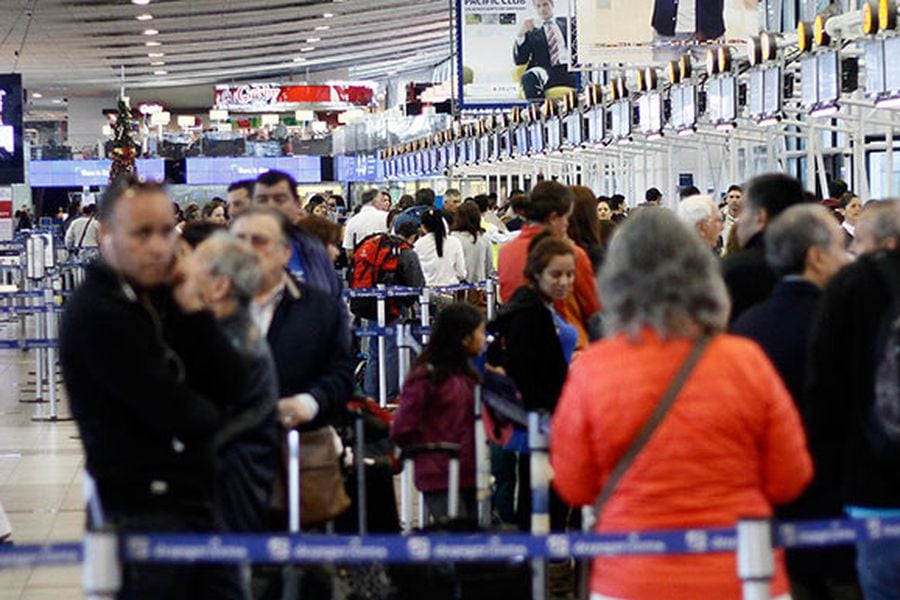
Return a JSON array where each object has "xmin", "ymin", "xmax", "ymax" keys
[{"xmin": 598, "ymin": 207, "xmax": 730, "ymax": 337}]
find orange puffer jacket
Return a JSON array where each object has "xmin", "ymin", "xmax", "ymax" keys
[{"xmin": 551, "ymin": 330, "xmax": 813, "ymax": 600}]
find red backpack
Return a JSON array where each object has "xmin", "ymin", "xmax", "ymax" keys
[{"xmin": 349, "ymin": 233, "xmax": 413, "ymax": 321}]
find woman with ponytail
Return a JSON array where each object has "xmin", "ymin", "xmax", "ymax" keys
[{"xmin": 414, "ymin": 208, "xmax": 467, "ymax": 286}]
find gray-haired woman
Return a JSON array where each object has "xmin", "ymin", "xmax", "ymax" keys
[{"xmin": 550, "ymin": 208, "xmax": 812, "ymax": 599}]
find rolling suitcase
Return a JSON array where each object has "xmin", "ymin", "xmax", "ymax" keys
[{"xmin": 392, "ymin": 443, "xmax": 531, "ymax": 600}]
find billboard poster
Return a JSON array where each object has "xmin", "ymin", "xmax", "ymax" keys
[
  {"xmin": 458, "ymin": 0, "xmax": 578, "ymax": 107},
  {"xmin": 572, "ymin": 0, "xmax": 758, "ymax": 67},
  {"xmin": 0, "ymin": 74, "xmax": 24, "ymax": 185}
]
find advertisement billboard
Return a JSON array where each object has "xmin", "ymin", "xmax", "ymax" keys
[
  {"xmin": 0, "ymin": 74, "xmax": 24, "ymax": 185},
  {"xmin": 458, "ymin": 0, "xmax": 578, "ymax": 107},
  {"xmin": 571, "ymin": 0, "xmax": 758, "ymax": 67}
]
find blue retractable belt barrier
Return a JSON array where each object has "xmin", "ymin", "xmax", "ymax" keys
[
  {"xmin": 3, "ymin": 516, "xmax": 900, "ymax": 570},
  {"xmin": 0, "ymin": 339, "xmax": 59, "ymax": 349},
  {"xmin": 344, "ymin": 281, "xmax": 490, "ymax": 300},
  {"xmin": 0, "ymin": 543, "xmax": 82, "ymax": 569},
  {"xmin": 354, "ymin": 325, "xmax": 432, "ymax": 338}
]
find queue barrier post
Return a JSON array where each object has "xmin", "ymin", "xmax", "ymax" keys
[
  {"xmin": 474, "ymin": 384, "xmax": 492, "ymax": 529},
  {"xmin": 529, "ymin": 411, "xmax": 549, "ymax": 600},
  {"xmin": 737, "ymin": 518, "xmax": 774, "ymax": 600},
  {"xmin": 82, "ymin": 530, "xmax": 121, "ymax": 599},
  {"xmin": 400, "ymin": 459, "xmax": 415, "ymax": 534},
  {"xmin": 376, "ymin": 285, "xmax": 388, "ymax": 408},
  {"xmin": 485, "ymin": 278, "xmax": 497, "ymax": 322},
  {"xmin": 419, "ymin": 288, "xmax": 431, "ymax": 345}
]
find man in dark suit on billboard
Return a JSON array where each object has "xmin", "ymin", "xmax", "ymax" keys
[
  {"xmin": 651, "ymin": 0, "xmax": 725, "ymax": 42},
  {"xmin": 513, "ymin": 0, "xmax": 578, "ymax": 100}
]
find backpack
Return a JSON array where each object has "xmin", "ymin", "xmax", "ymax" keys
[
  {"xmin": 869, "ymin": 254, "xmax": 900, "ymax": 459},
  {"xmin": 349, "ymin": 233, "xmax": 413, "ymax": 321}
]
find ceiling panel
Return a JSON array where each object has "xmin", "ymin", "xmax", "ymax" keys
[{"xmin": 0, "ymin": 0, "xmax": 453, "ymax": 97}]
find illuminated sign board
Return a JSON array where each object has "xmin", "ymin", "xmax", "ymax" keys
[
  {"xmin": 28, "ymin": 159, "xmax": 165, "ymax": 187},
  {"xmin": 0, "ymin": 74, "xmax": 24, "ymax": 185},
  {"xmin": 185, "ymin": 157, "xmax": 322, "ymax": 185}
]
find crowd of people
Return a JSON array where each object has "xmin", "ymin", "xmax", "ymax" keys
[{"xmin": 55, "ymin": 168, "xmax": 900, "ymax": 600}]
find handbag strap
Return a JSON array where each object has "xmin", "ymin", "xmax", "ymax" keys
[
  {"xmin": 592, "ymin": 334, "xmax": 713, "ymax": 517},
  {"xmin": 76, "ymin": 214, "xmax": 95, "ymax": 248}
]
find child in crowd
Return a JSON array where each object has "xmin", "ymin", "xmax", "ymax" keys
[{"xmin": 390, "ymin": 303, "xmax": 485, "ymax": 522}]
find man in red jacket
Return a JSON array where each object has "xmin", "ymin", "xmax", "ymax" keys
[{"xmin": 498, "ymin": 180, "xmax": 600, "ymax": 347}]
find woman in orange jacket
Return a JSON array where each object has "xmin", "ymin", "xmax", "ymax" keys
[{"xmin": 551, "ymin": 208, "xmax": 813, "ymax": 600}]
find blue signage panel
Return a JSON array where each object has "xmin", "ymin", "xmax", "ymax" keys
[
  {"xmin": 185, "ymin": 157, "xmax": 322, "ymax": 185},
  {"xmin": 28, "ymin": 159, "xmax": 166, "ymax": 187},
  {"xmin": 335, "ymin": 155, "xmax": 383, "ymax": 182}
]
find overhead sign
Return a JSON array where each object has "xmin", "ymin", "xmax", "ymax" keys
[
  {"xmin": 28, "ymin": 159, "xmax": 165, "ymax": 187},
  {"xmin": 214, "ymin": 83, "xmax": 375, "ymax": 112},
  {"xmin": 0, "ymin": 74, "xmax": 24, "ymax": 185},
  {"xmin": 185, "ymin": 157, "xmax": 322, "ymax": 185},
  {"xmin": 457, "ymin": 0, "xmax": 578, "ymax": 107},
  {"xmin": 335, "ymin": 154, "xmax": 383, "ymax": 182}
]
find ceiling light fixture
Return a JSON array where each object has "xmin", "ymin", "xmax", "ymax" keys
[
  {"xmin": 143, "ymin": 29, "xmax": 159, "ymax": 36},
  {"xmin": 150, "ymin": 61, "xmax": 165, "ymax": 66},
  {"xmin": 131, "ymin": 0, "xmax": 151, "ymax": 5},
  {"xmin": 153, "ymin": 70, "xmax": 167, "ymax": 75},
  {"xmin": 323, "ymin": 12, "xmax": 335, "ymax": 18},
  {"xmin": 314, "ymin": 25, "xmax": 330, "ymax": 31},
  {"xmin": 301, "ymin": 46, "xmax": 316, "ymax": 52},
  {"xmin": 148, "ymin": 52, "xmax": 164, "ymax": 57},
  {"xmin": 293, "ymin": 57, "xmax": 307, "ymax": 62},
  {"xmin": 136, "ymin": 14, "xmax": 153, "ymax": 21},
  {"xmin": 145, "ymin": 41, "xmax": 161, "ymax": 46},
  {"xmin": 31, "ymin": 92, "xmax": 42, "ymax": 98},
  {"xmin": 306, "ymin": 37, "xmax": 320, "ymax": 43}
]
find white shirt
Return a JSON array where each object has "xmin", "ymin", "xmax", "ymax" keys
[
  {"xmin": 842, "ymin": 221, "xmax": 855, "ymax": 238},
  {"xmin": 675, "ymin": 0, "xmax": 696, "ymax": 34},
  {"xmin": 251, "ymin": 275, "xmax": 319, "ymax": 421},
  {"xmin": 342, "ymin": 204, "xmax": 388, "ymax": 251},
  {"xmin": 414, "ymin": 233, "xmax": 467, "ymax": 287},
  {"xmin": 250, "ymin": 277, "xmax": 286, "ymax": 338},
  {"xmin": 452, "ymin": 231, "xmax": 494, "ymax": 283},
  {"xmin": 64, "ymin": 215, "xmax": 100, "ymax": 248}
]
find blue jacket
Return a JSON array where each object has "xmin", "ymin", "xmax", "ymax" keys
[
  {"xmin": 391, "ymin": 205, "xmax": 431, "ymax": 234},
  {"xmin": 288, "ymin": 226, "xmax": 342, "ymax": 300}
]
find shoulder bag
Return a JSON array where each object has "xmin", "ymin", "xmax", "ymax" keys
[{"xmin": 593, "ymin": 335, "xmax": 713, "ymax": 517}]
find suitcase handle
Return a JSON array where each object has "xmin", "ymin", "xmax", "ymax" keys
[{"xmin": 400, "ymin": 443, "xmax": 462, "ymax": 520}]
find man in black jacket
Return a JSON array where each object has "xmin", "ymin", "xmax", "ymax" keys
[
  {"xmin": 231, "ymin": 207, "xmax": 353, "ymax": 432},
  {"xmin": 732, "ymin": 204, "xmax": 858, "ymax": 599},
  {"xmin": 177, "ymin": 230, "xmax": 279, "ymax": 533},
  {"xmin": 723, "ymin": 173, "xmax": 806, "ymax": 323},
  {"xmin": 513, "ymin": 0, "xmax": 577, "ymax": 100},
  {"xmin": 60, "ymin": 177, "xmax": 247, "ymax": 599},
  {"xmin": 806, "ymin": 202, "xmax": 900, "ymax": 598}
]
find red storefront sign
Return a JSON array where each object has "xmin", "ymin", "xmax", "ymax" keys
[{"xmin": 214, "ymin": 83, "xmax": 374, "ymax": 112}]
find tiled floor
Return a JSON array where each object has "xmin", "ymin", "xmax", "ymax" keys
[{"xmin": 0, "ymin": 335, "xmax": 85, "ymax": 599}]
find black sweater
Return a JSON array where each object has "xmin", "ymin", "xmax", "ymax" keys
[
  {"xmin": 805, "ymin": 251, "xmax": 900, "ymax": 508},
  {"xmin": 60, "ymin": 263, "xmax": 246, "ymax": 513},
  {"xmin": 487, "ymin": 285, "xmax": 568, "ymax": 414}
]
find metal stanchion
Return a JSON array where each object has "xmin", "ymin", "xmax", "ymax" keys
[
  {"xmin": 33, "ymin": 288, "xmax": 70, "ymax": 422},
  {"xmin": 26, "ymin": 236, "xmax": 46, "ymax": 404},
  {"xmin": 474, "ymin": 384, "xmax": 492, "ymax": 528},
  {"xmin": 396, "ymin": 323, "xmax": 411, "ymax": 388},
  {"xmin": 376, "ymin": 285, "xmax": 388, "ymax": 408},
  {"xmin": 355, "ymin": 415, "xmax": 368, "ymax": 536},
  {"xmin": 83, "ymin": 530, "xmax": 121, "ymax": 599},
  {"xmin": 400, "ymin": 459, "xmax": 415, "ymax": 533},
  {"xmin": 485, "ymin": 278, "xmax": 497, "ymax": 322},
  {"xmin": 419, "ymin": 288, "xmax": 431, "ymax": 344},
  {"xmin": 737, "ymin": 518, "xmax": 775, "ymax": 600},
  {"xmin": 529, "ymin": 412, "xmax": 549, "ymax": 600}
]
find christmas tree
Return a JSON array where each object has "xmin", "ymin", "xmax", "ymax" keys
[{"xmin": 108, "ymin": 97, "xmax": 138, "ymax": 182}]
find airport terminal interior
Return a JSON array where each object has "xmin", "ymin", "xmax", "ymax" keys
[{"xmin": 2, "ymin": 0, "xmax": 900, "ymax": 599}]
